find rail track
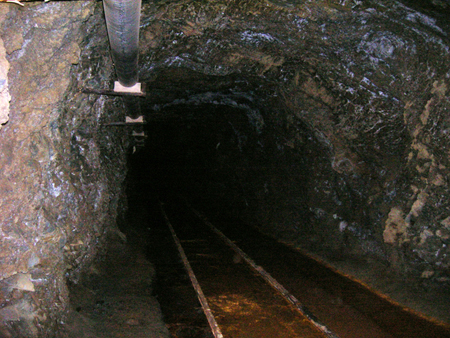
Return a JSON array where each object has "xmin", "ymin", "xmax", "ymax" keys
[{"xmin": 153, "ymin": 199, "xmax": 450, "ymax": 338}]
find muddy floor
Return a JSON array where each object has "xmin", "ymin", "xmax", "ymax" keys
[
  {"xmin": 58, "ymin": 191, "xmax": 450, "ymax": 338},
  {"xmin": 59, "ymin": 229, "xmax": 169, "ymax": 338}
]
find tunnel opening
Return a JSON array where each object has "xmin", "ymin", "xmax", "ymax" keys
[{"xmin": 121, "ymin": 74, "xmax": 450, "ymax": 337}]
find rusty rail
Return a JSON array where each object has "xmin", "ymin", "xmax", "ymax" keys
[
  {"xmin": 159, "ymin": 201, "xmax": 224, "ymax": 338},
  {"xmin": 188, "ymin": 205, "xmax": 340, "ymax": 338}
]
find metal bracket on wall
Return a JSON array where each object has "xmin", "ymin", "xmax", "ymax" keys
[
  {"xmin": 126, "ymin": 116, "xmax": 144, "ymax": 124},
  {"xmin": 81, "ymin": 87, "xmax": 146, "ymax": 97},
  {"xmin": 132, "ymin": 130, "xmax": 146, "ymax": 138},
  {"xmin": 113, "ymin": 81, "xmax": 142, "ymax": 94},
  {"xmin": 103, "ymin": 116, "xmax": 145, "ymax": 126},
  {"xmin": 131, "ymin": 130, "xmax": 147, "ymax": 153}
]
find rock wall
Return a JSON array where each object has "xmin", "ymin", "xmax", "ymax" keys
[
  {"xmin": 137, "ymin": 0, "xmax": 450, "ymax": 289},
  {"xmin": 269, "ymin": 1, "xmax": 450, "ymax": 281},
  {"xmin": 0, "ymin": 3, "xmax": 129, "ymax": 336},
  {"xmin": 0, "ymin": 7, "xmax": 9, "ymax": 131}
]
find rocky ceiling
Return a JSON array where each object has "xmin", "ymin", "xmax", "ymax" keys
[{"xmin": 129, "ymin": 0, "xmax": 450, "ymax": 304}]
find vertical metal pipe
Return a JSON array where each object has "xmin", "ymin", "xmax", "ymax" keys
[{"xmin": 103, "ymin": 0, "xmax": 141, "ymax": 87}]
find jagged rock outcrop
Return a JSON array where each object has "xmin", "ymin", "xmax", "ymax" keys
[
  {"xmin": 0, "ymin": 7, "xmax": 10, "ymax": 130},
  {"xmin": 137, "ymin": 0, "xmax": 450, "ymax": 305},
  {"xmin": 0, "ymin": 3, "xmax": 129, "ymax": 336}
]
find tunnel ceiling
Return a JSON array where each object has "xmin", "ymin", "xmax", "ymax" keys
[
  {"xmin": 134, "ymin": 0, "xmax": 450, "ymax": 174},
  {"xmin": 137, "ymin": 0, "xmax": 449, "ymax": 129}
]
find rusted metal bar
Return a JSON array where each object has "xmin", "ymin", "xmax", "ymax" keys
[
  {"xmin": 188, "ymin": 205, "xmax": 340, "ymax": 338},
  {"xmin": 103, "ymin": 122, "xmax": 146, "ymax": 126},
  {"xmin": 159, "ymin": 201, "xmax": 224, "ymax": 338},
  {"xmin": 81, "ymin": 88, "xmax": 146, "ymax": 97}
]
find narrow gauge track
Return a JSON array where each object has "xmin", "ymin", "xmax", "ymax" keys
[
  {"xmin": 146, "ymin": 200, "xmax": 213, "ymax": 338},
  {"xmin": 156, "ymin": 199, "xmax": 450, "ymax": 338},
  {"xmin": 189, "ymin": 212, "xmax": 450, "ymax": 338},
  {"xmin": 159, "ymin": 200, "xmax": 336, "ymax": 338}
]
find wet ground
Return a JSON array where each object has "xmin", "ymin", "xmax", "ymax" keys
[
  {"xmin": 147, "ymin": 206, "xmax": 214, "ymax": 338},
  {"xmin": 198, "ymin": 212, "xmax": 450, "ymax": 338},
  {"xmin": 161, "ymin": 201, "xmax": 328, "ymax": 338},
  {"xmin": 60, "ymin": 191, "xmax": 450, "ymax": 338},
  {"xmin": 159, "ymin": 197, "xmax": 450, "ymax": 338},
  {"xmin": 60, "ymin": 230, "xmax": 169, "ymax": 338}
]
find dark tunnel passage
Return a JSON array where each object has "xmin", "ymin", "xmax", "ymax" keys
[
  {"xmin": 128, "ymin": 98, "xmax": 313, "ymax": 219},
  {"xmin": 92, "ymin": 0, "xmax": 450, "ymax": 333},
  {"xmin": 122, "ymin": 89, "xmax": 450, "ymax": 338}
]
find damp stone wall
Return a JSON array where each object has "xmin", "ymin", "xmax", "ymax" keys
[{"xmin": 0, "ymin": 3, "xmax": 129, "ymax": 337}]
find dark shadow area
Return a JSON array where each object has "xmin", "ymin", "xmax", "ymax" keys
[{"xmin": 122, "ymin": 94, "xmax": 450, "ymax": 335}]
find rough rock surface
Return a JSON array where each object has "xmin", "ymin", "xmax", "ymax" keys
[
  {"xmin": 59, "ymin": 232, "xmax": 169, "ymax": 338},
  {"xmin": 0, "ymin": 6, "xmax": 10, "ymax": 130},
  {"xmin": 135, "ymin": 0, "xmax": 450, "ymax": 321},
  {"xmin": 0, "ymin": 2, "xmax": 130, "ymax": 336}
]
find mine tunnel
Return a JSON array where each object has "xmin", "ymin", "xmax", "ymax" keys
[{"xmin": 1, "ymin": 0, "xmax": 450, "ymax": 337}]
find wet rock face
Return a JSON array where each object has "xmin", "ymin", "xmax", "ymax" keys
[
  {"xmin": 0, "ymin": 8, "xmax": 9, "ymax": 131},
  {"xmin": 0, "ymin": 3, "xmax": 129, "ymax": 337},
  {"xmin": 137, "ymin": 0, "xmax": 450, "ymax": 283}
]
